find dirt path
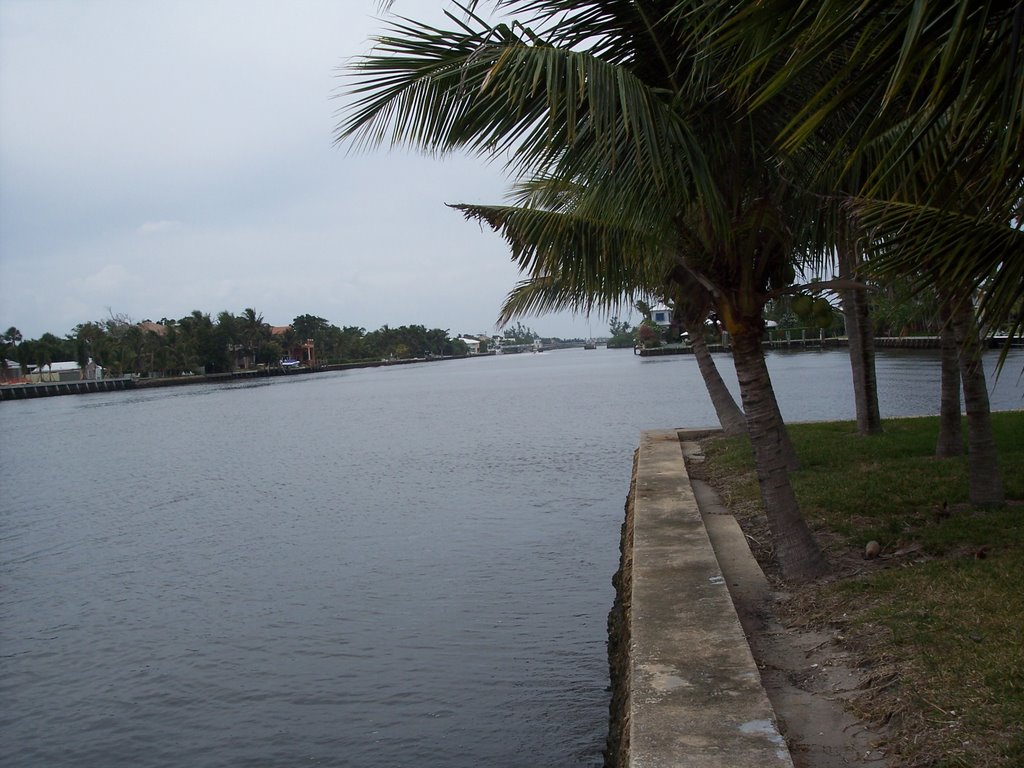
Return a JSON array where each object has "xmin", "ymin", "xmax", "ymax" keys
[
  {"xmin": 683, "ymin": 443, "xmax": 891, "ymax": 768},
  {"xmin": 735, "ymin": 586, "xmax": 890, "ymax": 768}
]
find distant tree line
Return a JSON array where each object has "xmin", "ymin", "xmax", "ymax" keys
[
  {"xmin": 500, "ymin": 321, "xmax": 539, "ymax": 344},
  {"xmin": 607, "ymin": 279, "xmax": 976, "ymax": 351},
  {"xmin": 1, "ymin": 310, "xmax": 474, "ymax": 379}
]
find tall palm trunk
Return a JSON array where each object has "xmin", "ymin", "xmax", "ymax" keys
[
  {"xmin": 837, "ymin": 226, "xmax": 882, "ymax": 435},
  {"xmin": 683, "ymin": 318, "xmax": 746, "ymax": 436},
  {"xmin": 950, "ymin": 299, "xmax": 1004, "ymax": 506},
  {"xmin": 729, "ymin": 322, "xmax": 827, "ymax": 581},
  {"xmin": 935, "ymin": 297, "xmax": 963, "ymax": 457},
  {"xmin": 764, "ymin": 360, "xmax": 801, "ymax": 472}
]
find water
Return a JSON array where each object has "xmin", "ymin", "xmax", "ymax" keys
[{"xmin": 1, "ymin": 348, "xmax": 1021, "ymax": 767}]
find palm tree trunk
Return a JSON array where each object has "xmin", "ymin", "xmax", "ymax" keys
[
  {"xmin": 838, "ymin": 223, "xmax": 882, "ymax": 435},
  {"xmin": 730, "ymin": 323, "xmax": 827, "ymax": 581},
  {"xmin": 951, "ymin": 299, "xmax": 1004, "ymax": 506},
  {"xmin": 764, "ymin": 362, "xmax": 801, "ymax": 472},
  {"xmin": 684, "ymin": 319, "xmax": 746, "ymax": 437},
  {"xmin": 935, "ymin": 297, "xmax": 963, "ymax": 457}
]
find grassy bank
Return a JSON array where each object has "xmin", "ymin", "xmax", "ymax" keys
[{"xmin": 698, "ymin": 411, "xmax": 1023, "ymax": 767}]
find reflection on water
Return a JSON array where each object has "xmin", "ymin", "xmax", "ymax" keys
[
  {"xmin": 1, "ymin": 347, "xmax": 1020, "ymax": 767},
  {"xmin": 764, "ymin": 348, "xmax": 1022, "ymax": 418}
]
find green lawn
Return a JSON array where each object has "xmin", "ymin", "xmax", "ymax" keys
[{"xmin": 701, "ymin": 411, "xmax": 1024, "ymax": 767}]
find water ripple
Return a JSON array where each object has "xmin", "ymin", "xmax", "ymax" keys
[{"xmin": 2, "ymin": 348, "xmax": 1021, "ymax": 767}]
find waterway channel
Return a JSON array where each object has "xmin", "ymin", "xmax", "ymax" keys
[{"xmin": 1, "ymin": 347, "xmax": 1021, "ymax": 767}]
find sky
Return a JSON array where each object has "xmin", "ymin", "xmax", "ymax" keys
[{"xmin": 0, "ymin": 0, "xmax": 610, "ymax": 340}]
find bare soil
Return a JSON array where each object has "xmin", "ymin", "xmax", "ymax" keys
[{"xmin": 686, "ymin": 443, "xmax": 894, "ymax": 768}]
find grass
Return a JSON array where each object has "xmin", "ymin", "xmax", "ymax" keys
[{"xmin": 699, "ymin": 411, "xmax": 1024, "ymax": 767}]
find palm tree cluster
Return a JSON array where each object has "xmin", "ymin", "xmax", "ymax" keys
[
  {"xmin": 3, "ymin": 311, "xmax": 471, "ymax": 379},
  {"xmin": 339, "ymin": 1, "xmax": 1022, "ymax": 581}
]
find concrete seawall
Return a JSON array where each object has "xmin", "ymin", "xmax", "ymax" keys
[
  {"xmin": 0, "ymin": 355, "xmax": 483, "ymax": 401},
  {"xmin": 606, "ymin": 430, "xmax": 792, "ymax": 768},
  {"xmin": 0, "ymin": 377, "xmax": 134, "ymax": 400},
  {"xmin": 637, "ymin": 334, "xmax": 1023, "ymax": 356}
]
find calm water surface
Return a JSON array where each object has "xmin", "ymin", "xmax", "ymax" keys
[{"xmin": 2, "ymin": 348, "xmax": 1021, "ymax": 767}]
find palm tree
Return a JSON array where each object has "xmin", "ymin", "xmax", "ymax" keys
[
  {"xmin": 464, "ymin": 173, "xmax": 751, "ymax": 436},
  {"xmin": 277, "ymin": 326, "xmax": 300, "ymax": 365},
  {"xmin": 33, "ymin": 337, "xmax": 55, "ymax": 381},
  {"xmin": 15, "ymin": 338, "xmax": 35, "ymax": 381},
  {"xmin": 836, "ymin": 222, "xmax": 882, "ymax": 436},
  {"xmin": 666, "ymin": 272, "xmax": 747, "ymax": 437},
  {"xmin": 935, "ymin": 297, "xmax": 963, "ymax": 459},
  {"xmin": 74, "ymin": 321, "xmax": 110, "ymax": 376},
  {"xmin": 717, "ymin": 0, "xmax": 1024, "ymax": 344},
  {"xmin": 864, "ymin": 142, "xmax": 1009, "ymax": 506},
  {"xmin": 178, "ymin": 310, "xmax": 223, "ymax": 374},
  {"xmin": 950, "ymin": 293, "xmax": 1005, "ymax": 506},
  {"xmin": 163, "ymin": 323, "xmax": 197, "ymax": 376},
  {"xmin": 217, "ymin": 311, "xmax": 242, "ymax": 371},
  {"xmin": 339, "ymin": 1, "xmax": 829, "ymax": 579},
  {"xmin": 240, "ymin": 308, "xmax": 267, "ymax": 370},
  {"xmin": 451, "ymin": 167, "xmax": 748, "ymax": 438},
  {"xmin": 499, "ymin": 265, "xmax": 748, "ymax": 438},
  {"xmin": 706, "ymin": 2, "xmax": 1023, "ymax": 491},
  {"xmin": 701, "ymin": 1, "xmax": 1019, "ymax": 504},
  {"xmin": 1, "ymin": 327, "xmax": 22, "ymax": 381}
]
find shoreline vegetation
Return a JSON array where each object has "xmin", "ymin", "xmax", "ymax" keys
[
  {"xmin": 0, "ymin": 313, "xmax": 564, "ymax": 396},
  {"xmin": 693, "ymin": 412, "xmax": 1023, "ymax": 767}
]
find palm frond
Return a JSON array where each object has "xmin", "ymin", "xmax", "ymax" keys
[
  {"xmin": 707, "ymin": 0, "xmax": 1024, "ymax": 186},
  {"xmin": 497, "ymin": 273, "xmax": 648, "ymax": 326},
  {"xmin": 452, "ymin": 200, "xmax": 669, "ymax": 292},
  {"xmin": 337, "ymin": 10, "xmax": 715, "ymax": 205},
  {"xmin": 856, "ymin": 199, "xmax": 1024, "ymax": 342}
]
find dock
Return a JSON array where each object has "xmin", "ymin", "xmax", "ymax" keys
[{"xmin": 637, "ymin": 334, "xmax": 1023, "ymax": 356}]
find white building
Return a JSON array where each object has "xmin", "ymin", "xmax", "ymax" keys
[
  {"xmin": 26, "ymin": 360, "xmax": 101, "ymax": 383},
  {"xmin": 651, "ymin": 304, "xmax": 673, "ymax": 326},
  {"xmin": 458, "ymin": 337, "xmax": 482, "ymax": 354}
]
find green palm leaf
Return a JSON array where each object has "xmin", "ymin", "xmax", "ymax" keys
[
  {"xmin": 338, "ymin": 9, "xmax": 715, "ymax": 206},
  {"xmin": 856, "ymin": 199, "xmax": 1024, "ymax": 338},
  {"xmin": 712, "ymin": 1, "xmax": 1023, "ymax": 174}
]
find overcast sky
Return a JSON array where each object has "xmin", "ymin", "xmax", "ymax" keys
[{"xmin": 0, "ymin": 0, "xmax": 610, "ymax": 340}]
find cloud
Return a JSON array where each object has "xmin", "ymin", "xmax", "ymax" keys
[
  {"xmin": 137, "ymin": 220, "xmax": 184, "ymax": 236},
  {"xmin": 81, "ymin": 263, "xmax": 134, "ymax": 294},
  {"xmin": 0, "ymin": 1, "xmax": 597, "ymax": 341}
]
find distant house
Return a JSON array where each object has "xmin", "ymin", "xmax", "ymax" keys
[
  {"xmin": 270, "ymin": 326, "xmax": 316, "ymax": 367},
  {"xmin": 3, "ymin": 359, "xmax": 25, "ymax": 382},
  {"xmin": 27, "ymin": 359, "xmax": 101, "ymax": 383},
  {"xmin": 651, "ymin": 304, "xmax": 673, "ymax": 327},
  {"xmin": 458, "ymin": 337, "xmax": 482, "ymax": 354},
  {"xmin": 138, "ymin": 321, "xmax": 168, "ymax": 337}
]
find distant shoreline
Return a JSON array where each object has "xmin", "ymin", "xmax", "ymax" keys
[{"xmin": 0, "ymin": 352, "xmax": 489, "ymax": 401}]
